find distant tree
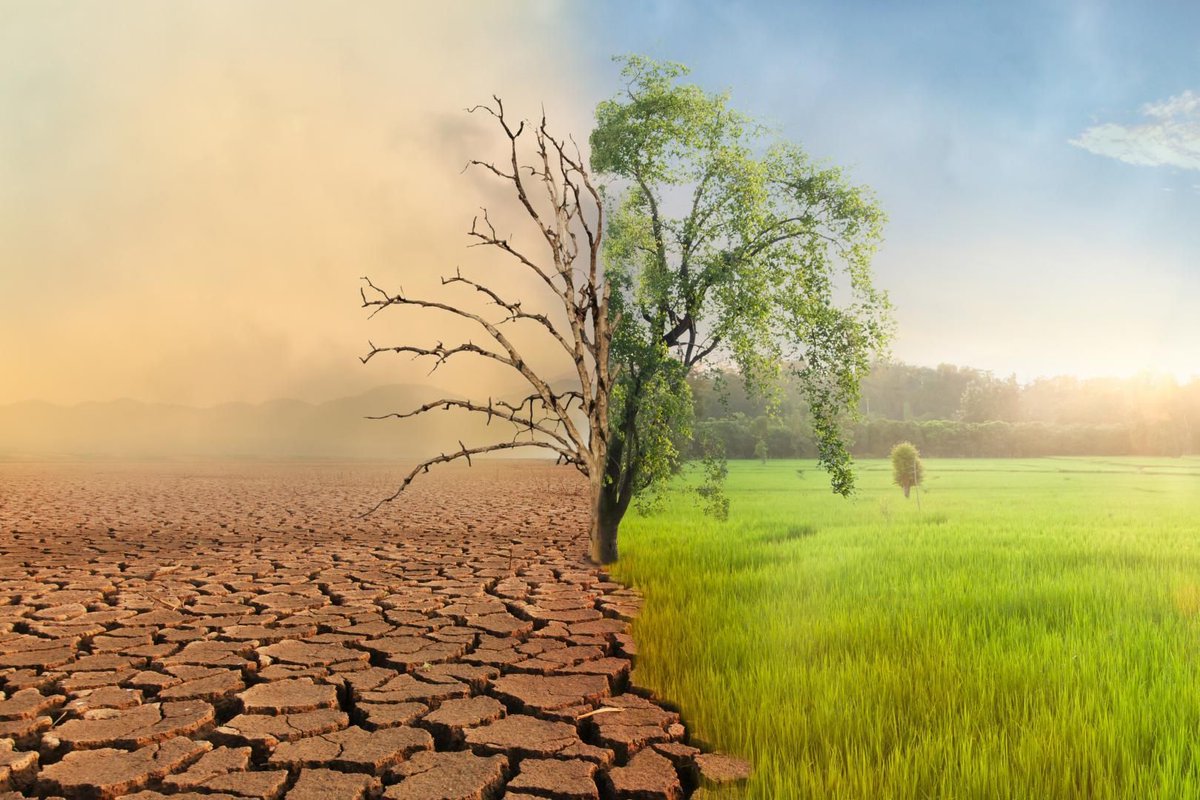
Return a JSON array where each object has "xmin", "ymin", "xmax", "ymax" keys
[
  {"xmin": 754, "ymin": 438, "xmax": 769, "ymax": 464},
  {"xmin": 890, "ymin": 441, "xmax": 924, "ymax": 499}
]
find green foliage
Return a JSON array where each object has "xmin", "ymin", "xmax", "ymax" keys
[
  {"xmin": 614, "ymin": 457, "xmax": 1200, "ymax": 799},
  {"xmin": 890, "ymin": 441, "xmax": 924, "ymax": 497},
  {"xmin": 753, "ymin": 438, "xmax": 769, "ymax": 464},
  {"xmin": 592, "ymin": 55, "xmax": 891, "ymax": 516},
  {"xmin": 695, "ymin": 430, "xmax": 730, "ymax": 521},
  {"xmin": 612, "ymin": 345, "xmax": 695, "ymax": 516}
]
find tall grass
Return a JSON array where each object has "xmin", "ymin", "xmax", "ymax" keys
[{"xmin": 612, "ymin": 458, "xmax": 1200, "ymax": 799}]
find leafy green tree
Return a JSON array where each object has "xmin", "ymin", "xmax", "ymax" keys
[
  {"xmin": 588, "ymin": 56, "xmax": 891, "ymax": 561},
  {"xmin": 890, "ymin": 441, "xmax": 924, "ymax": 498}
]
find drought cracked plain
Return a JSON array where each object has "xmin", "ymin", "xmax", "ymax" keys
[{"xmin": 0, "ymin": 461, "xmax": 744, "ymax": 799}]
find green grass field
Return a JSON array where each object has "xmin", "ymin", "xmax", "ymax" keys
[{"xmin": 612, "ymin": 457, "xmax": 1200, "ymax": 799}]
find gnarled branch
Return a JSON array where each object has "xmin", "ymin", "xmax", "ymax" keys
[
  {"xmin": 366, "ymin": 397, "xmax": 574, "ymax": 449},
  {"xmin": 357, "ymin": 439, "xmax": 583, "ymax": 518},
  {"xmin": 361, "ymin": 96, "xmax": 611, "ymax": 518}
]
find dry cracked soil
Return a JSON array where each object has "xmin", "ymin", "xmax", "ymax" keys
[{"xmin": 0, "ymin": 461, "xmax": 748, "ymax": 799}]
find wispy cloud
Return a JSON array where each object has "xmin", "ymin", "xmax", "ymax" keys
[{"xmin": 1070, "ymin": 90, "xmax": 1200, "ymax": 169}]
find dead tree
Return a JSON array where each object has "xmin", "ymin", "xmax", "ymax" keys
[{"xmin": 360, "ymin": 98, "xmax": 617, "ymax": 564}]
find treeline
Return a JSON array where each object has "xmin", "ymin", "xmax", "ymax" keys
[
  {"xmin": 694, "ymin": 417, "xmax": 1181, "ymax": 459},
  {"xmin": 689, "ymin": 363, "xmax": 1200, "ymax": 458}
]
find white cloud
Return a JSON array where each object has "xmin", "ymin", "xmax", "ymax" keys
[
  {"xmin": 1070, "ymin": 90, "xmax": 1200, "ymax": 170},
  {"xmin": 1144, "ymin": 92, "xmax": 1200, "ymax": 119}
]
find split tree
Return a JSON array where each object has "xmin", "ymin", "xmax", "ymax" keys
[{"xmin": 362, "ymin": 57, "xmax": 891, "ymax": 564}]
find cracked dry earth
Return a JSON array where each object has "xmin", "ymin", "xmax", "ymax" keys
[{"xmin": 0, "ymin": 462, "xmax": 748, "ymax": 800}]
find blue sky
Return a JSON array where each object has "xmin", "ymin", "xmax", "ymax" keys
[
  {"xmin": 1, "ymin": 2, "xmax": 1196, "ymax": 405},
  {"xmin": 575, "ymin": 0, "xmax": 1200, "ymax": 380}
]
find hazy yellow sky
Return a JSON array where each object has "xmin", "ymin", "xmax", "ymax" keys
[{"xmin": 1, "ymin": 1, "xmax": 595, "ymax": 405}]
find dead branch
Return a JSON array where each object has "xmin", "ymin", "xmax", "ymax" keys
[
  {"xmin": 441, "ymin": 269, "xmax": 573, "ymax": 356},
  {"xmin": 365, "ymin": 397, "xmax": 573, "ymax": 449},
  {"xmin": 361, "ymin": 96, "xmax": 611, "ymax": 516},
  {"xmin": 357, "ymin": 439, "xmax": 581, "ymax": 518}
]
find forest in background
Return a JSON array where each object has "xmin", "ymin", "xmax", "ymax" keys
[
  {"xmin": 692, "ymin": 363, "xmax": 1200, "ymax": 459},
  {"xmin": 3, "ymin": 364, "xmax": 1195, "ymax": 461}
]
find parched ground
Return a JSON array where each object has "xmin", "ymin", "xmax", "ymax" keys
[{"xmin": 0, "ymin": 461, "xmax": 745, "ymax": 799}]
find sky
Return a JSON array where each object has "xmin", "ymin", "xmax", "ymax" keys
[{"xmin": 2, "ymin": 0, "xmax": 1198, "ymax": 406}]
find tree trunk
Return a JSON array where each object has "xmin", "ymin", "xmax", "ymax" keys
[
  {"xmin": 902, "ymin": 485, "xmax": 911, "ymax": 498},
  {"xmin": 589, "ymin": 474, "xmax": 622, "ymax": 565}
]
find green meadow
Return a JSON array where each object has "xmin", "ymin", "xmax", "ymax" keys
[{"xmin": 613, "ymin": 458, "xmax": 1200, "ymax": 799}]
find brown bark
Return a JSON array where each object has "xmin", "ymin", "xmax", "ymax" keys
[{"xmin": 589, "ymin": 474, "xmax": 620, "ymax": 565}]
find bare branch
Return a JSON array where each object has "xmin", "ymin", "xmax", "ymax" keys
[
  {"xmin": 466, "ymin": 209, "xmax": 558, "ymax": 294},
  {"xmin": 357, "ymin": 439, "xmax": 582, "ymax": 518},
  {"xmin": 362, "ymin": 338, "xmax": 511, "ymax": 372},
  {"xmin": 688, "ymin": 334, "xmax": 722, "ymax": 368},
  {"xmin": 365, "ymin": 397, "xmax": 573, "ymax": 449},
  {"xmin": 359, "ymin": 275, "xmax": 585, "ymax": 448},
  {"xmin": 494, "ymin": 391, "xmax": 585, "ymax": 415},
  {"xmin": 361, "ymin": 96, "xmax": 612, "ymax": 523},
  {"xmin": 441, "ymin": 269, "xmax": 573, "ymax": 356},
  {"xmin": 464, "ymin": 159, "xmax": 515, "ymax": 182}
]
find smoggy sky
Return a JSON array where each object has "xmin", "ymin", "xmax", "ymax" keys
[{"xmin": 2, "ymin": 1, "xmax": 1197, "ymax": 406}]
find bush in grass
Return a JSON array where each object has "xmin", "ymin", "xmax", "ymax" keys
[{"xmin": 890, "ymin": 441, "xmax": 924, "ymax": 498}]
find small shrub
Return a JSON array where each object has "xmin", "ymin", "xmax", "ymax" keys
[{"xmin": 890, "ymin": 441, "xmax": 925, "ymax": 499}]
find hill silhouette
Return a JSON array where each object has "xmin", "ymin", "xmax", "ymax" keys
[{"xmin": 0, "ymin": 385, "xmax": 530, "ymax": 460}]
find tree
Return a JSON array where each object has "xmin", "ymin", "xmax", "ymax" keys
[
  {"xmin": 362, "ymin": 56, "xmax": 890, "ymax": 566},
  {"xmin": 751, "ymin": 414, "xmax": 770, "ymax": 463},
  {"xmin": 890, "ymin": 441, "xmax": 924, "ymax": 499},
  {"xmin": 359, "ymin": 97, "xmax": 617, "ymax": 565},
  {"xmin": 588, "ymin": 56, "xmax": 890, "ymax": 559}
]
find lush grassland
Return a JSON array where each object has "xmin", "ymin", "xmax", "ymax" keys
[{"xmin": 612, "ymin": 457, "xmax": 1200, "ymax": 799}]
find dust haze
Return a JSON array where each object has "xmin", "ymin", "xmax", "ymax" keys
[{"xmin": 0, "ymin": 1, "xmax": 598, "ymax": 418}]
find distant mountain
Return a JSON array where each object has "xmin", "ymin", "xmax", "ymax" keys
[{"xmin": 0, "ymin": 385, "xmax": 534, "ymax": 460}]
